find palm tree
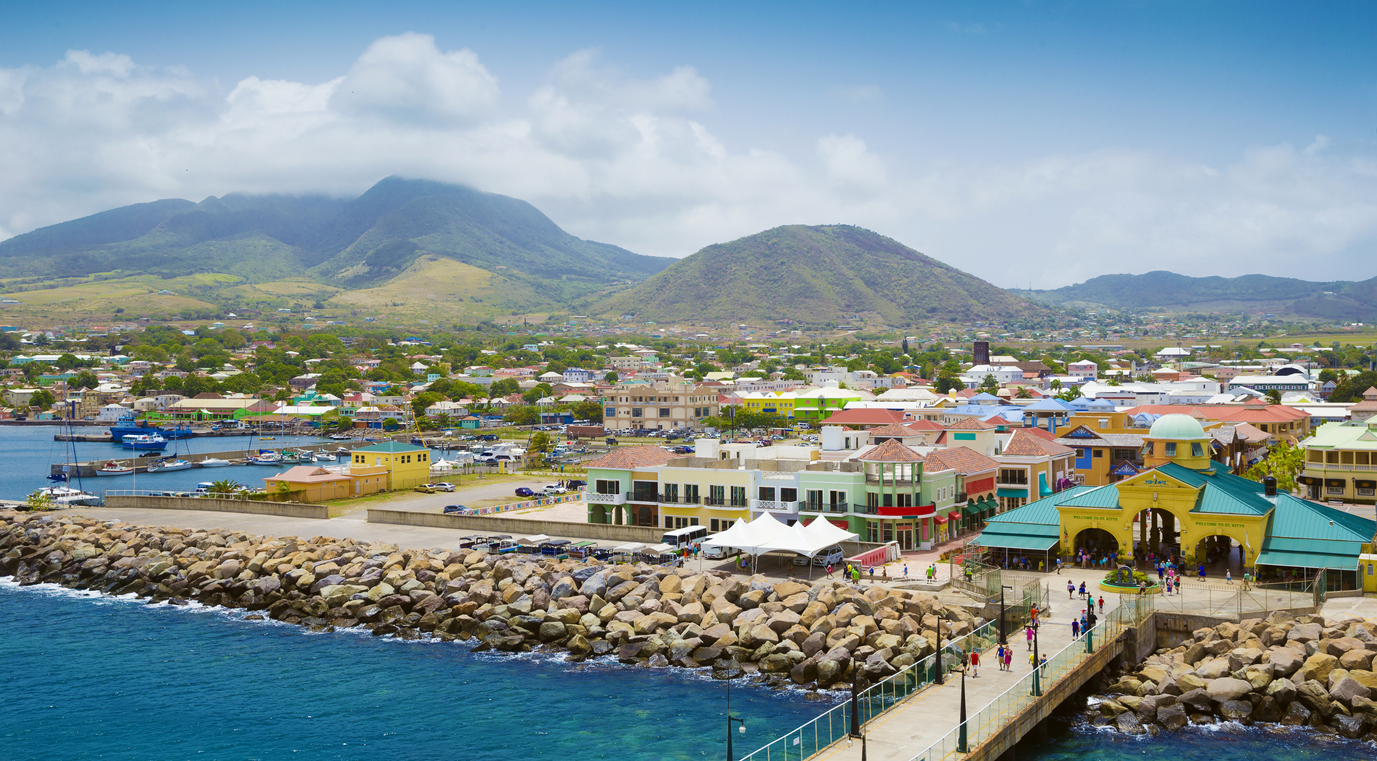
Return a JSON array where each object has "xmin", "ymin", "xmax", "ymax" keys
[{"xmin": 208, "ymin": 479, "xmax": 239, "ymax": 495}]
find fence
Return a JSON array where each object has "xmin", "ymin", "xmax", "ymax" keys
[
  {"xmin": 739, "ymin": 618, "xmax": 1004, "ymax": 761},
  {"xmin": 1151, "ymin": 574, "xmax": 1320, "ymax": 619},
  {"xmin": 948, "ymin": 558, "xmax": 1003, "ymax": 600},
  {"xmin": 905, "ymin": 595, "xmax": 1156, "ymax": 761}
]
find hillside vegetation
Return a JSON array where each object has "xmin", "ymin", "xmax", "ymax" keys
[
  {"xmin": 1021, "ymin": 271, "xmax": 1377, "ymax": 320},
  {"xmin": 598, "ymin": 225, "xmax": 1048, "ymax": 326},
  {"xmin": 0, "ymin": 177, "xmax": 672, "ymax": 318}
]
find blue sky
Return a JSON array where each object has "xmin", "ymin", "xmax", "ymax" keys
[{"xmin": 1, "ymin": 1, "xmax": 1374, "ymax": 288}]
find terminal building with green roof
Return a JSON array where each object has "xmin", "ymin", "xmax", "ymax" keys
[{"xmin": 977, "ymin": 413, "xmax": 1377, "ymax": 591}]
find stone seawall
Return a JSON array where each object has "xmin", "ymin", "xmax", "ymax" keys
[
  {"xmin": 106, "ymin": 495, "xmax": 328, "ymax": 520},
  {"xmin": 1088, "ymin": 613, "xmax": 1377, "ymax": 740},
  {"xmin": 0, "ymin": 511, "xmax": 984, "ymax": 692}
]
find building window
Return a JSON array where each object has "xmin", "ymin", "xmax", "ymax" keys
[
  {"xmin": 1093, "ymin": 449, "xmax": 1104, "ymax": 458},
  {"xmin": 708, "ymin": 485, "xmax": 726, "ymax": 506},
  {"xmin": 1191, "ymin": 443, "xmax": 1204, "ymax": 457},
  {"xmin": 595, "ymin": 479, "xmax": 620, "ymax": 495},
  {"xmin": 1165, "ymin": 443, "xmax": 1177, "ymax": 457},
  {"xmin": 664, "ymin": 516, "xmax": 674, "ymax": 529},
  {"xmin": 781, "ymin": 488, "xmax": 797, "ymax": 502},
  {"xmin": 730, "ymin": 486, "xmax": 747, "ymax": 507},
  {"xmin": 998, "ymin": 469, "xmax": 1027, "ymax": 485},
  {"xmin": 1327, "ymin": 484, "xmax": 1345, "ymax": 496},
  {"xmin": 710, "ymin": 518, "xmax": 720, "ymax": 532},
  {"xmin": 660, "ymin": 408, "xmax": 670, "ymax": 418},
  {"xmin": 758, "ymin": 486, "xmax": 776, "ymax": 500}
]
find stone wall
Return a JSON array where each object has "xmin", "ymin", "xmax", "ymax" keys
[
  {"xmin": 105, "ymin": 494, "xmax": 329, "ymax": 519},
  {"xmin": 366, "ymin": 508, "xmax": 664, "ymax": 543}
]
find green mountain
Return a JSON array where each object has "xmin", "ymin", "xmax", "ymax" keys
[
  {"xmin": 1020, "ymin": 271, "xmax": 1377, "ymax": 320},
  {"xmin": 0, "ymin": 178, "xmax": 672, "ymax": 297},
  {"xmin": 598, "ymin": 224, "xmax": 1048, "ymax": 325}
]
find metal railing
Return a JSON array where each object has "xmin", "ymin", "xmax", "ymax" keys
[
  {"xmin": 800, "ymin": 502, "xmax": 850, "ymax": 514},
  {"xmin": 739, "ymin": 618, "xmax": 1003, "ymax": 761},
  {"xmin": 1152, "ymin": 574, "xmax": 1320, "ymax": 618},
  {"xmin": 906, "ymin": 595, "xmax": 1155, "ymax": 761}
]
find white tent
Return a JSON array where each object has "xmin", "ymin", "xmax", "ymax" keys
[
  {"xmin": 702, "ymin": 512, "xmax": 792, "ymax": 555},
  {"xmin": 801, "ymin": 517, "xmax": 858, "ymax": 547},
  {"xmin": 612, "ymin": 542, "xmax": 646, "ymax": 553}
]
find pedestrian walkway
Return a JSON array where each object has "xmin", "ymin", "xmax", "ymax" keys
[{"xmin": 739, "ymin": 588, "xmax": 1115, "ymax": 761}]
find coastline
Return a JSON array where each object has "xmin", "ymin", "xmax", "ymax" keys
[
  {"xmin": 0, "ymin": 510, "xmax": 981, "ymax": 693},
  {"xmin": 1083, "ymin": 614, "xmax": 1377, "ymax": 740}
]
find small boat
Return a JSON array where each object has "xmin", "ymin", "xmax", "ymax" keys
[
  {"xmin": 96, "ymin": 461, "xmax": 136, "ymax": 476},
  {"xmin": 281, "ymin": 451, "xmax": 305, "ymax": 464},
  {"xmin": 121, "ymin": 434, "xmax": 168, "ymax": 451},
  {"xmin": 329, "ymin": 433, "xmax": 354, "ymax": 440},
  {"xmin": 146, "ymin": 458, "xmax": 192, "ymax": 472},
  {"xmin": 31, "ymin": 486, "xmax": 101, "ymax": 506},
  {"xmin": 198, "ymin": 458, "xmax": 232, "ymax": 468},
  {"xmin": 246, "ymin": 450, "xmax": 282, "ymax": 465}
]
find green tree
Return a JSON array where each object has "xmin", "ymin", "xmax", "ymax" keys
[
  {"xmin": 934, "ymin": 374, "xmax": 964, "ymax": 394},
  {"xmin": 69, "ymin": 371, "xmax": 100, "ymax": 390},
  {"xmin": 207, "ymin": 479, "xmax": 239, "ymax": 495},
  {"xmin": 1245, "ymin": 440, "xmax": 1304, "ymax": 494},
  {"xmin": 504, "ymin": 405, "xmax": 539, "ymax": 426},
  {"xmin": 1330, "ymin": 371, "xmax": 1377, "ymax": 403},
  {"xmin": 571, "ymin": 400, "xmax": 604, "ymax": 423},
  {"xmin": 489, "ymin": 378, "xmax": 520, "ymax": 397},
  {"xmin": 978, "ymin": 375, "xmax": 1000, "ymax": 394},
  {"xmin": 29, "ymin": 389, "xmax": 56, "ymax": 410},
  {"xmin": 1264, "ymin": 389, "xmax": 1282, "ymax": 405},
  {"xmin": 529, "ymin": 431, "xmax": 552, "ymax": 454},
  {"xmin": 604, "ymin": 372, "xmax": 619, "ymax": 383}
]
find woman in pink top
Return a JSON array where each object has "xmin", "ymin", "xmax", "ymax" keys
[{"xmin": 1025, "ymin": 626, "xmax": 1034, "ymax": 651}]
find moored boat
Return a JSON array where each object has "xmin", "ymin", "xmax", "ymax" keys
[
  {"xmin": 246, "ymin": 450, "xmax": 282, "ymax": 465},
  {"xmin": 197, "ymin": 458, "xmax": 232, "ymax": 468},
  {"xmin": 146, "ymin": 458, "xmax": 192, "ymax": 472},
  {"xmin": 121, "ymin": 434, "xmax": 168, "ymax": 452},
  {"xmin": 31, "ymin": 486, "xmax": 101, "ymax": 506},
  {"xmin": 96, "ymin": 461, "xmax": 136, "ymax": 476}
]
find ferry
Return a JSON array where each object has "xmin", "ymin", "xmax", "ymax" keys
[{"xmin": 121, "ymin": 434, "xmax": 168, "ymax": 452}]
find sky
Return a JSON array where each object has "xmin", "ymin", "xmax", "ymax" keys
[{"xmin": 0, "ymin": 0, "xmax": 1374, "ymax": 289}]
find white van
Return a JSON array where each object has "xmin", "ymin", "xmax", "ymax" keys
[{"xmin": 703, "ymin": 543, "xmax": 740, "ymax": 560}]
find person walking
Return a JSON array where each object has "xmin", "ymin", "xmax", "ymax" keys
[
  {"xmin": 1071, "ymin": 617, "xmax": 1080, "ymax": 639},
  {"xmin": 1056, "ymin": 557, "xmax": 1063, "ymax": 575},
  {"xmin": 1025, "ymin": 625, "xmax": 1034, "ymax": 651},
  {"xmin": 1226, "ymin": 569, "xmax": 1232, "ymax": 585},
  {"xmin": 970, "ymin": 649, "xmax": 980, "ymax": 677},
  {"xmin": 1003, "ymin": 646, "xmax": 1012, "ymax": 672},
  {"xmin": 1078, "ymin": 581, "xmax": 1087, "ymax": 599},
  {"xmin": 827, "ymin": 563, "xmax": 834, "ymax": 579},
  {"xmin": 1097, "ymin": 596, "xmax": 1105, "ymax": 615},
  {"xmin": 1068, "ymin": 580, "xmax": 1075, "ymax": 599}
]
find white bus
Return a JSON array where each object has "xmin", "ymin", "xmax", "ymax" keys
[{"xmin": 661, "ymin": 525, "xmax": 707, "ymax": 548}]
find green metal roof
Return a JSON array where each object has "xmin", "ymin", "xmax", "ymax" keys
[
  {"xmin": 1053, "ymin": 485, "xmax": 1120, "ymax": 509},
  {"xmin": 352, "ymin": 441, "xmax": 429, "ymax": 453},
  {"xmin": 1302, "ymin": 421, "xmax": 1377, "ymax": 452},
  {"xmin": 1254, "ymin": 548, "xmax": 1358, "ymax": 571},
  {"xmin": 975, "ymin": 532, "xmax": 1059, "ymax": 552},
  {"xmin": 986, "ymin": 486, "xmax": 1091, "ymax": 527},
  {"xmin": 1267, "ymin": 494, "xmax": 1376, "ymax": 543},
  {"xmin": 1153, "ymin": 462, "xmax": 1274, "ymax": 516}
]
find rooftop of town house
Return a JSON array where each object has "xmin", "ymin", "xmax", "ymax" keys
[
  {"xmin": 1002, "ymin": 429, "xmax": 1076, "ymax": 458},
  {"xmin": 583, "ymin": 445, "xmax": 679, "ymax": 470},
  {"xmin": 855, "ymin": 437, "xmax": 927, "ymax": 463},
  {"xmin": 922, "ymin": 445, "xmax": 1000, "ymax": 475}
]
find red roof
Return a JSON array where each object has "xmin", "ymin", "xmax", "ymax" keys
[
  {"xmin": 1122, "ymin": 404, "xmax": 1308, "ymax": 425},
  {"xmin": 856, "ymin": 438, "xmax": 927, "ymax": 463}
]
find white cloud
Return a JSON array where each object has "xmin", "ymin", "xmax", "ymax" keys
[
  {"xmin": 330, "ymin": 33, "xmax": 498, "ymax": 125},
  {"xmin": 0, "ymin": 37, "xmax": 1374, "ymax": 292}
]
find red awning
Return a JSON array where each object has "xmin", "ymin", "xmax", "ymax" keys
[
  {"xmin": 934, "ymin": 514, "xmax": 947, "ymax": 523},
  {"xmin": 948, "ymin": 511, "xmax": 961, "ymax": 521}
]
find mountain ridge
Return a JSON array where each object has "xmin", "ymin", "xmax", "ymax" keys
[
  {"xmin": 598, "ymin": 224, "xmax": 1049, "ymax": 326},
  {"xmin": 1020, "ymin": 270, "xmax": 1377, "ymax": 320}
]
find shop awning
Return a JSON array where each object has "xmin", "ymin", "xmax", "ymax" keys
[
  {"xmin": 948, "ymin": 511, "xmax": 961, "ymax": 521},
  {"xmin": 1325, "ymin": 479, "xmax": 1346, "ymax": 487},
  {"xmin": 1355, "ymin": 479, "xmax": 1376, "ymax": 489},
  {"xmin": 974, "ymin": 531, "xmax": 1058, "ymax": 552},
  {"xmin": 996, "ymin": 487, "xmax": 1027, "ymax": 498},
  {"xmin": 962, "ymin": 503, "xmax": 983, "ymax": 517},
  {"xmin": 934, "ymin": 514, "xmax": 947, "ymax": 523},
  {"xmin": 1254, "ymin": 550, "xmax": 1357, "ymax": 571},
  {"xmin": 1296, "ymin": 476, "xmax": 1318, "ymax": 486}
]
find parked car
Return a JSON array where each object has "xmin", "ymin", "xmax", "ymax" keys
[
  {"xmin": 605, "ymin": 437, "xmax": 619, "ymax": 445},
  {"xmin": 515, "ymin": 487, "xmax": 536, "ymax": 497},
  {"xmin": 542, "ymin": 484, "xmax": 567, "ymax": 495},
  {"xmin": 703, "ymin": 544, "xmax": 740, "ymax": 560},
  {"xmin": 413, "ymin": 484, "xmax": 436, "ymax": 493},
  {"xmin": 442, "ymin": 504, "xmax": 469, "ymax": 514},
  {"xmin": 565, "ymin": 479, "xmax": 587, "ymax": 488},
  {"xmin": 431, "ymin": 482, "xmax": 456, "ymax": 492}
]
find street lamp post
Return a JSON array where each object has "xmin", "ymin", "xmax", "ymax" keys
[
  {"xmin": 933, "ymin": 623, "xmax": 944, "ymax": 686},
  {"xmin": 957, "ymin": 657, "xmax": 970, "ymax": 752},
  {"xmin": 1031, "ymin": 621, "xmax": 1042, "ymax": 697},
  {"xmin": 726, "ymin": 673, "xmax": 745, "ymax": 761},
  {"xmin": 849, "ymin": 677, "xmax": 868, "ymax": 761}
]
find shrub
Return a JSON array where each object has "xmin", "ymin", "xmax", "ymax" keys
[{"xmin": 1102, "ymin": 569, "xmax": 1154, "ymax": 587}]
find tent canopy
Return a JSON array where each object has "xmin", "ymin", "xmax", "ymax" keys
[
  {"xmin": 612, "ymin": 542, "xmax": 646, "ymax": 553},
  {"xmin": 707, "ymin": 514, "xmax": 857, "ymax": 557}
]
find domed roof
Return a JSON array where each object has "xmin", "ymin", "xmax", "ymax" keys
[{"xmin": 1148, "ymin": 413, "xmax": 1207, "ymax": 441}]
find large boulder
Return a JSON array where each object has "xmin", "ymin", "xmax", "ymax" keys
[
  {"xmin": 1219, "ymin": 699, "xmax": 1253, "ymax": 722},
  {"xmin": 1178, "ymin": 688, "xmax": 1212, "ymax": 713},
  {"xmin": 1339, "ymin": 649, "xmax": 1375, "ymax": 671},
  {"xmin": 1330, "ymin": 676, "xmax": 1373, "ymax": 708},
  {"xmin": 1206, "ymin": 677, "xmax": 1253, "ymax": 703},
  {"xmin": 1296, "ymin": 653, "xmax": 1338, "ymax": 684},
  {"xmin": 1266, "ymin": 648, "xmax": 1304, "ymax": 677},
  {"xmin": 1288, "ymin": 622, "xmax": 1323, "ymax": 644},
  {"xmin": 1157, "ymin": 704, "xmax": 1188, "ymax": 731}
]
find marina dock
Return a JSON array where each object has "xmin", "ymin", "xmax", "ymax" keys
[{"xmin": 49, "ymin": 442, "xmax": 355, "ymax": 479}]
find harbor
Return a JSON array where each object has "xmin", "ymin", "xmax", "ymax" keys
[{"xmin": 48, "ymin": 442, "xmax": 354, "ymax": 479}]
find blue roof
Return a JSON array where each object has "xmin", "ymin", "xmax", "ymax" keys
[
  {"xmin": 969, "ymin": 392, "xmax": 1002, "ymax": 403},
  {"xmin": 1069, "ymin": 397, "xmax": 1095, "ymax": 409},
  {"xmin": 1024, "ymin": 398, "xmax": 1074, "ymax": 412}
]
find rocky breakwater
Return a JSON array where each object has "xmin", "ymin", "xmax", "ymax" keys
[
  {"xmin": 1091, "ymin": 612, "xmax": 1377, "ymax": 740},
  {"xmin": 0, "ymin": 512, "xmax": 982, "ymax": 690}
]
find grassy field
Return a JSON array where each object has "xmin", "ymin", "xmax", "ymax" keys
[
  {"xmin": 327, "ymin": 255, "xmax": 557, "ymax": 322},
  {"xmin": 0, "ymin": 272, "xmax": 231, "ymax": 323}
]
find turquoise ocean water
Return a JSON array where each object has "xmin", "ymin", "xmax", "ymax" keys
[{"xmin": 0, "ymin": 579, "xmax": 835, "ymax": 761}]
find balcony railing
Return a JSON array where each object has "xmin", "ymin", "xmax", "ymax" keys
[
  {"xmin": 585, "ymin": 492, "xmax": 626, "ymax": 505},
  {"xmin": 659, "ymin": 494, "xmax": 679, "ymax": 504},
  {"xmin": 752, "ymin": 499, "xmax": 802, "ymax": 512},
  {"xmin": 704, "ymin": 496, "xmax": 728, "ymax": 507},
  {"xmin": 865, "ymin": 475, "xmax": 916, "ymax": 486},
  {"xmin": 630, "ymin": 492, "xmax": 660, "ymax": 503},
  {"xmin": 800, "ymin": 502, "xmax": 850, "ymax": 514}
]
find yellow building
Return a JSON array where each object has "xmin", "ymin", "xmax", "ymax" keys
[
  {"xmin": 264, "ymin": 466, "xmax": 355, "ymax": 502},
  {"xmin": 740, "ymin": 391, "xmax": 797, "ymax": 419},
  {"xmin": 979, "ymin": 413, "xmax": 1377, "ymax": 589},
  {"xmin": 349, "ymin": 441, "xmax": 432, "ymax": 491}
]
